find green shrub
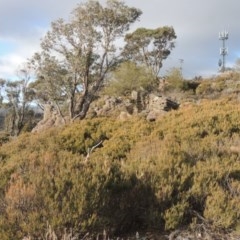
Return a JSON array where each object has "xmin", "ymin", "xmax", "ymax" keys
[
  {"xmin": 165, "ymin": 67, "xmax": 188, "ymax": 91},
  {"xmin": 0, "ymin": 99, "xmax": 240, "ymax": 238},
  {"xmin": 104, "ymin": 61, "xmax": 158, "ymax": 96}
]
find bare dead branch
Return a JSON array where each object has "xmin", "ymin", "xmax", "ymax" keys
[{"xmin": 85, "ymin": 140, "xmax": 103, "ymax": 161}]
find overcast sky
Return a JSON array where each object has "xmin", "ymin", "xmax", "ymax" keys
[{"xmin": 1, "ymin": 0, "xmax": 240, "ymax": 79}]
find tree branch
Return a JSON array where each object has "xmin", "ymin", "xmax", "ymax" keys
[{"xmin": 85, "ymin": 140, "xmax": 103, "ymax": 161}]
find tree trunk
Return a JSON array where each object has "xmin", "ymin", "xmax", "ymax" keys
[
  {"xmin": 73, "ymin": 94, "xmax": 92, "ymax": 120},
  {"xmin": 73, "ymin": 76, "xmax": 104, "ymax": 120}
]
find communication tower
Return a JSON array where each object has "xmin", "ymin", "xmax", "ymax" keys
[
  {"xmin": 218, "ymin": 30, "xmax": 229, "ymax": 72},
  {"xmin": 179, "ymin": 59, "xmax": 184, "ymax": 75}
]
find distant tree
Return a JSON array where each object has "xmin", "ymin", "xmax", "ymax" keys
[
  {"xmin": 30, "ymin": 53, "xmax": 68, "ymax": 122},
  {"xmin": 0, "ymin": 78, "xmax": 6, "ymax": 105},
  {"xmin": 122, "ymin": 26, "xmax": 176, "ymax": 78},
  {"xmin": 30, "ymin": 0, "xmax": 142, "ymax": 120},
  {"xmin": 165, "ymin": 67, "xmax": 188, "ymax": 91},
  {"xmin": 3, "ymin": 66, "xmax": 35, "ymax": 136},
  {"xmin": 104, "ymin": 61, "xmax": 157, "ymax": 96}
]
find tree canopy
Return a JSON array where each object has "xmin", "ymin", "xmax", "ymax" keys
[
  {"xmin": 31, "ymin": 0, "xmax": 142, "ymax": 120},
  {"xmin": 0, "ymin": 66, "xmax": 35, "ymax": 136},
  {"xmin": 29, "ymin": 1, "xmax": 177, "ymax": 122},
  {"xmin": 122, "ymin": 26, "xmax": 176, "ymax": 78},
  {"xmin": 0, "ymin": 0, "xmax": 178, "ymax": 130}
]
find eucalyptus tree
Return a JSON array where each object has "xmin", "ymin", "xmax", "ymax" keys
[
  {"xmin": 0, "ymin": 79, "xmax": 6, "ymax": 105},
  {"xmin": 4, "ymin": 66, "xmax": 34, "ymax": 136},
  {"xmin": 30, "ymin": 53, "xmax": 69, "ymax": 122},
  {"xmin": 31, "ymin": 0, "xmax": 142, "ymax": 120},
  {"xmin": 122, "ymin": 26, "xmax": 177, "ymax": 78}
]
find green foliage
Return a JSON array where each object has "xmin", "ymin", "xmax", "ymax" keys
[
  {"xmin": 123, "ymin": 26, "xmax": 176, "ymax": 77},
  {"xmin": 0, "ymin": 99, "xmax": 240, "ymax": 238},
  {"xmin": 164, "ymin": 201, "xmax": 189, "ymax": 230},
  {"xmin": 0, "ymin": 132, "xmax": 10, "ymax": 145},
  {"xmin": 31, "ymin": 0, "xmax": 142, "ymax": 120},
  {"xmin": 203, "ymin": 185, "xmax": 239, "ymax": 228},
  {"xmin": 104, "ymin": 61, "xmax": 157, "ymax": 96},
  {"xmin": 196, "ymin": 80, "xmax": 213, "ymax": 95},
  {"xmin": 196, "ymin": 71, "xmax": 240, "ymax": 96},
  {"xmin": 165, "ymin": 67, "xmax": 188, "ymax": 91},
  {"xmin": 0, "ymin": 66, "xmax": 35, "ymax": 136}
]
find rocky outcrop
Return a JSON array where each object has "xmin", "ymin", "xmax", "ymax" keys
[
  {"xmin": 32, "ymin": 92, "xmax": 179, "ymax": 132},
  {"xmin": 32, "ymin": 103, "xmax": 66, "ymax": 133},
  {"xmin": 145, "ymin": 93, "xmax": 179, "ymax": 121},
  {"xmin": 147, "ymin": 93, "xmax": 179, "ymax": 111},
  {"xmin": 118, "ymin": 111, "xmax": 132, "ymax": 121},
  {"xmin": 90, "ymin": 92, "xmax": 179, "ymax": 121},
  {"xmin": 90, "ymin": 96, "xmax": 136, "ymax": 117}
]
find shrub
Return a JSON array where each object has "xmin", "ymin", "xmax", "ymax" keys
[
  {"xmin": 165, "ymin": 67, "xmax": 188, "ymax": 91},
  {"xmin": 104, "ymin": 61, "xmax": 158, "ymax": 96},
  {"xmin": 0, "ymin": 99, "xmax": 240, "ymax": 238}
]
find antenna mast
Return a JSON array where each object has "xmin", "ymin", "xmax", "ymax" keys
[
  {"xmin": 179, "ymin": 59, "xmax": 184, "ymax": 76},
  {"xmin": 218, "ymin": 30, "xmax": 229, "ymax": 72}
]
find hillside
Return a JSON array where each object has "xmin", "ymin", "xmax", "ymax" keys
[
  {"xmin": 0, "ymin": 73, "xmax": 240, "ymax": 239},
  {"xmin": 1, "ymin": 0, "xmax": 240, "ymax": 238}
]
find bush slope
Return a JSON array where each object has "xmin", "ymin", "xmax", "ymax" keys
[{"xmin": 0, "ymin": 98, "xmax": 240, "ymax": 239}]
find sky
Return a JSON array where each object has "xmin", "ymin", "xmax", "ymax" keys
[{"xmin": 1, "ymin": 0, "xmax": 240, "ymax": 80}]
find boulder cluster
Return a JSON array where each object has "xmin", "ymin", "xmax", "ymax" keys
[{"xmin": 32, "ymin": 91, "xmax": 179, "ymax": 132}]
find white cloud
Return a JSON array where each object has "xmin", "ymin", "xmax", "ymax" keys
[
  {"xmin": 0, "ymin": 29, "xmax": 46, "ymax": 79},
  {"xmin": 0, "ymin": 0, "xmax": 240, "ymax": 79},
  {"xmin": 0, "ymin": 54, "xmax": 26, "ymax": 79}
]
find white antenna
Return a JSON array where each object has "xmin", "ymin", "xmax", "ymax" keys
[
  {"xmin": 218, "ymin": 30, "xmax": 229, "ymax": 72},
  {"xmin": 179, "ymin": 59, "xmax": 184, "ymax": 75}
]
